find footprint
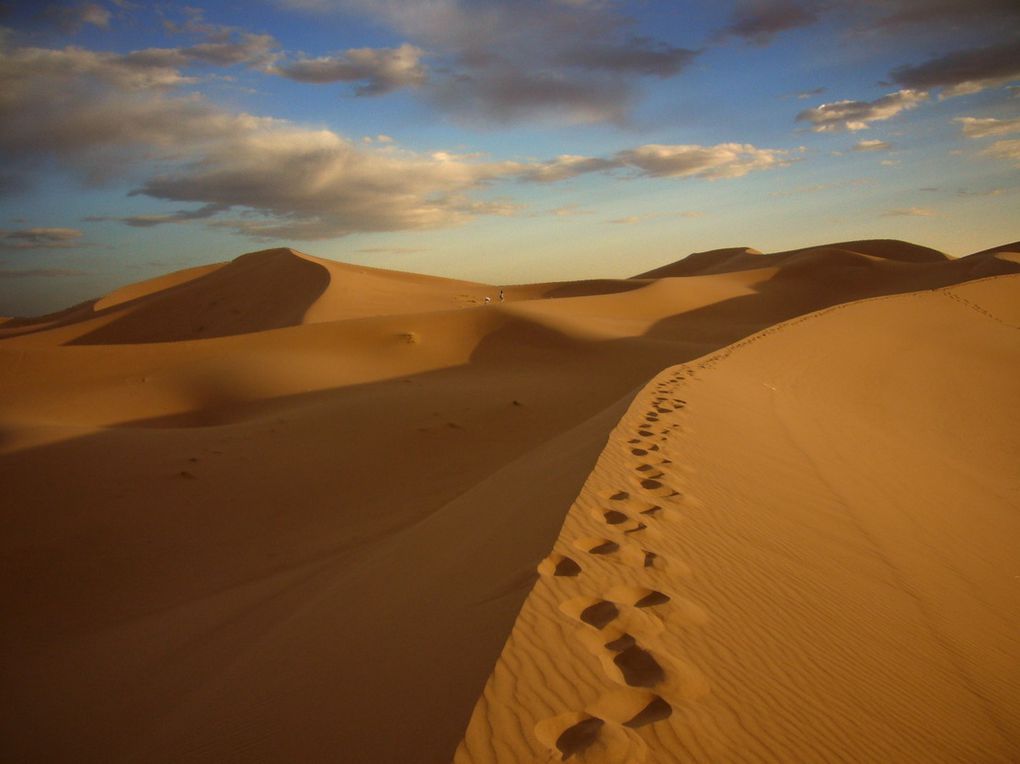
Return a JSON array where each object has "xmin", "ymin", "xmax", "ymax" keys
[
  {"xmin": 613, "ymin": 645, "xmax": 666, "ymax": 688},
  {"xmin": 573, "ymin": 537, "xmax": 620, "ymax": 556},
  {"xmin": 534, "ymin": 713, "xmax": 602, "ymax": 761},
  {"xmin": 534, "ymin": 712, "xmax": 647, "ymax": 763},
  {"xmin": 602, "ymin": 509, "xmax": 629, "ymax": 525},
  {"xmin": 538, "ymin": 553, "xmax": 582, "ymax": 577},
  {"xmin": 587, "ymin": 688, "xmax": 672, "ymax": 729},
  {"xmin": 561, "ymin": 597, "xmax": 620, "ymax": 629},
  {"xmin": 581, "ymin": 601, "xmax": 621, "ymax": 629},
  {"xmin": 556, "ymin": 717, "xmax": 603, "ymax": 759},
  {"xmin": 606, "ymin": 586, "xmax": 671, "ymax": 608}
]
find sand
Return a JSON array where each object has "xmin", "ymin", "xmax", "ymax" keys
[{"xmin": 1, "ymin": 240, "xmax": 1018, "ymax": 762}]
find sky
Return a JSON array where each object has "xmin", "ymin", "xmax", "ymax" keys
[{"xmin": 0, "ymin": 0, "xmax": 1018, "ymax": 316}]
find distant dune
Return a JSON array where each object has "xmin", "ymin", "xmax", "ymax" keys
[{"xmin": 1, "ymin": 240, "xmax": 1018, "ymax": 762}]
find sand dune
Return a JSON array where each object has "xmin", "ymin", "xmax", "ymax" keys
[
  {"xmin": 456, "ymin": 274, "xmax": 1020, "ymax": 762},
  {"xmin": 1, "ymin": 240, "xmax": 1018, "ymax": 762}
]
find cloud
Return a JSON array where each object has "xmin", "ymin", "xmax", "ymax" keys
[
  {"xmin": 0, "ymin": 37, "xmax": 787, "ymax": 242},
  {"xmin": 129, "ymin": 128, "xmax": 526, "ymax": 239},
  {"xmin": 277, "ymin": 0, "xmax": 699, "ymax": 125},
  {"xmin": 521, "ymin": 143, "xmax": 795, "ymax": 182},
  {"xmin": 84, "ymin": 203, "xmax": 229, "ymax": 227},
  {"xmin": 517, "ymin": 155, "xmax": 619, "ymax": 182},
  {"xmin": 796, "ymin": 90, "xmax": 927, "ymax": 131},
  {"xmin": 0, "ymin": 44, "xmax": 279, "ymax": 186},
  {"xmin": 793, "ymin": 87, "xmax": 825, "ymax": 100},
  {"xmin": 0, "ymin": 227, "xmax": 84, "ymax": 250},
  {"xmin": 0, "ymin": 268, "xmax": 88, "ymax": 278},
  {"xmin": 44, "ymin": 2, "xmax": 112, "ymax": 33},
  {"xmin": 557, "ymin": 38, "xmax": 698, "ymax": 77},
  {"xmin": 272, "ymin": 44, "xmax": 426, "ymax": 94},
  {"xmin": 889, "ymin": 40, "xmax": 1020, "ymax": 98},
  {"xmin": 614, "ymin": 143, "xmax": 795, "ymax": 178},
  {"xmin": 117, "ymin": 136, "xmax": 790, "ymax": 239},
  {"xmin": 852, "ymin": 139, "xmax": 892, "ymax": 151},
  {"xmin": 868, "ymin": 0, "xmax": 1020, "ymax": 30},
  {"xmin": 718, "ymin": 0, "xmax": 818, "ymax": 45},
  {"xmin": 981, "ymin": 139, "xmax": 1020, "ymax": 166},
  {"xmin": 954, "ymin": 116, "xmax": 1020, "ymax": 138},
  {"xmin": 881, "ymin": 207, "xmax": 937, "ymax": 217}
]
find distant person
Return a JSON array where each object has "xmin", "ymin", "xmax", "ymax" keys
[{"xmin": 499, "ymin": 288, "xmax": 504, "ymax": 302}]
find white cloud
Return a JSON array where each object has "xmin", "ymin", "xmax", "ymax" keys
[
  {"xmin": 955, "ymin": 116, "xmax": 1020, "ymax": 138},
  {"xmin": 852, "ymin": 139, "xmax": 892, "ymax": 151},
  {"xmin": 796, "ymin": 90, "xmax": 927, "ymax": 132},
  {"xmin": 615, "ymin": 143, "xmax": 794, "ymax": 178},
  {"xmin": 981, "ymin": 139, "xmax": 1020, "ymax": 166}
]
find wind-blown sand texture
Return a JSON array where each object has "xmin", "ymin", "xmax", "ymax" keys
[{"xmin": 2, "ymin": 240, "xmax": 1018, "ymax": 762}]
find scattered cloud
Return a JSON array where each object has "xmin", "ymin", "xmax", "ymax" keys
[
  {"xmin": 880, "ymin": 159, "xmax": 900, "ymax": 166},
  {"xmin": 795, "ymin": 87, "xmax": 825, "ymax": 100},
  {"xmin": 271, "ymin": 44, "xmax": 426, "ymax": 95},
  {"xmin": 889, "ymin": 40, "xmax": 1020, "ymax": 98},
  {"xmin": 796, "ymin": 90, "xmax": 927, "ymax": 131},
  {"xmin": 0, "ymin": 227, "xmax": 84, "ymax": 250},
  {"xmin": 556, "ymin": 38, "xmax": 699, "ymax": 77},
  {"xmin": 717, "ymin": 0, "xmax": 818, "ymax": 45},
  {"xmin": 616, "ymin": 144, "xmax": 794, "ymax": 178},
  {"xmin": 954, "ymin": 116, "xmax": 1020, "ymax": 138},
  {"xmin": 85, "ymin": 204, "xmax": 229, "ymax": 227},
  {"xmin": 129, "ymin": 128, "xmax": 532, "ymax": 239},
  {"xmin": 518, "ymin": 155, "xmax": 619, "ymax": 182},
  {"xmin": 980, "ymin": 139, "xmax": 1020, "ymax": 166},
  {"xmin": 868, "ymin": 0, "xmax": 1020, "ymax": 31},
  {"xmin": 852, "ymin": 139, "xmax": 892, "ymax": 151},
  {"xmin": 44, "ymin": 2, "xmax": 112, "ymax": 33},
  {"xmin": 522, "ymin": 144, "xmax": 796, "ymax": 182},
  {"xmin": 277, "ymin": 0, "xmax": 699, "ymax": 125},
  {"xmin": 881, "ymin": 207, "xmax": 937, "ymax": 217}
]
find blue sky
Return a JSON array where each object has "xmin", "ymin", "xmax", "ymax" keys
[{"xmin": 1, "ymin": 0, "xmax": 1018, "ymax": 315}]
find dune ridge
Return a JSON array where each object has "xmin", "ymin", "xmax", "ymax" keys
[
  {"xmin": 1, "ymin": 240, "xmax": 1018, "ymax": 762},
  {"xmin": 455, "ymin": 273, "xmax": 1020, "ymax": 762}
]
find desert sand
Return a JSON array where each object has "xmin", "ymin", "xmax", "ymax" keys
[{"xmin": 1, "ymin": 240, "xmax": 1018, "ymax": 762}]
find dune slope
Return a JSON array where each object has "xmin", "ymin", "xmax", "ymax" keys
[{"xmin": 456, "ymin": 274, "xmax": 1020, "ymax": 762}]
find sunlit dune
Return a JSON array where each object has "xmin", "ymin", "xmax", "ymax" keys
[{"xmin": 1, "ymin": 240, "xmax": 1018, "ymax": 762}]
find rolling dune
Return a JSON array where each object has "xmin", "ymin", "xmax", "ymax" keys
[{"xmin": 1, "ymin": 240, "xmax": 1018, "ymax": 762}]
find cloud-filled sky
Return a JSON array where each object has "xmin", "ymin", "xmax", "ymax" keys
[{"xmin": 1, "ymin": 0, "xmax": 1018, "ymax": 314}]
